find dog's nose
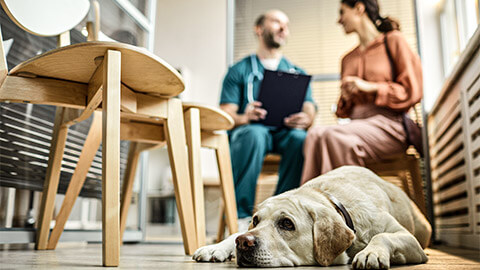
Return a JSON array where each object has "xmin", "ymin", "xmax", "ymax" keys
[{"xmin": 235, "ymin": 233, "xmax": 257, "ymax": 251}]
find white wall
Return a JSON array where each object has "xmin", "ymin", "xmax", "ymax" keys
[
  {"xmin": 415, "ymin": 0, "xmax": 445, "ymax": 112},
  {"xmin": 147, "ymin": 0, "xmax": 228, "ymax": 187},
  {"xmin": 154, "ymin": 0, "xmax": 227, "ymax": 105}
]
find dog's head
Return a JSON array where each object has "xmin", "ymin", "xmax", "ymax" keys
[{"xmin": 235, "ymin": 189, "xmax": 355, "ymax": 267}]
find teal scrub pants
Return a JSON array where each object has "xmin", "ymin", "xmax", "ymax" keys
[{"xmin": 229, "ymin": 124, "xmax": 306, "ymax": 218}]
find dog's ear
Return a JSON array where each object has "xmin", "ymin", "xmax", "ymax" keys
[{"xmin": 312, "ymin": 217, "xmax": 354, "ymax": 266}]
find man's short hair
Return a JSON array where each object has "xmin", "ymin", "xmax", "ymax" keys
[{"xmin": 255, "ymin": 14, "xmax": 266, "ymax": 27}]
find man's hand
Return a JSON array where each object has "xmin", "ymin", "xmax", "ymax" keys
[
  {"xmin": 284, "ymin": 112, "xmax": 312, "ymax": 129},
  {"xmin": 245, "ymin": 101, "xmax": 267, "ymax": 121}
]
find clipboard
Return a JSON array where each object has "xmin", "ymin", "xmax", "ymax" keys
[{"xmin": 256, "ymin": 70, "xmax": 311, "ymax": 127}]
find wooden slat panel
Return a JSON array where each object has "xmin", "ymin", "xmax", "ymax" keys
[
  {"xmin": 436, "ymin": 215, "xmax": 470, "ymax": 226},
  {"xmin": 434, "ymin": 198, "xmax": 470, "ymax": 215},
  {"xmin": 470, "ymin": 136, "xmax": 480, "ymax": 156},
  {"xmin": 432, "ymin": 165, "xmax": 466, "ymax": 192},
  {"xmin": 474, "ymin": 176, "xmax": 480, "ymax": 189},
  {"xmin": 437, "ymin": 227, "xmax": 471, "ymax": 233},
  {"xmin": 471, "ymin": 155, "xmax": 480, "ymax": 172},
  {"xmin": 431, "ymin": 134, "xmax": 463, "ymax": 169},
  {"xmin": 430, "ymin": 109, "xmax": 461, "ymax": 155},
  {"xmin": 434, "ymin": 150, "xmax": 465, "ymax": 178},
  {"xmin": 430, "ymin": 124, "xmax": 461, "ymax": 161},
  {"xmin": 467, "ymin": 80, "xmax": 480, "ymax": 114},
  {"xmin": 464, "ymin": 50, "xmax": 480, "ymax": 100},
  {"xmin": 429, "ymin": 95, "xmax": 460, "ymax": 141},
  {"xmin": 469, "ymin": 116, "xmax": 480, "ymax": 137},
  {"xmin": 434, "ymin": 182, "xmax": 468, "ymax": 204},
  {"xmin": 430, "ymin": 27, "xmax": 480, "ymax": 249}
]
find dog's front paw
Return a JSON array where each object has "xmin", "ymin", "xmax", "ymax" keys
[
  {"xmin": 352, "ymin": 248, "xmax": 390, "ymax": 269},
  {"xmin": 192, "ymin": 243, "xmax": 234, "ymax": 262}
]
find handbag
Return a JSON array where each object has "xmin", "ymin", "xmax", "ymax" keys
[{"xmin": 384, "ymin": 35, "xmax": 424, "ymax": 157}]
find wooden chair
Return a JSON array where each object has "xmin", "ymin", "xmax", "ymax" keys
[
  {"xmin": 0, "ymin": 0, "xmax": 196, "ymax": 266},
  {"xmin": 46, "ymin": 102, "xmax": 238, "ymax": 250},
  {"xmin": 366, "ymin": 105, "xmax": 427, "ymax": 216},
  {"xmin": 366, "ymin": 148, "xmax": 427, "ymax": 216}
]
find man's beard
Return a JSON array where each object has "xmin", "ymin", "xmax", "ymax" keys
[{"xmin": 262, "ymin": 30, "xmax": 282, "ymax": 49}]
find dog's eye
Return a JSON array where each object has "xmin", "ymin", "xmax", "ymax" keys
[
  {"xmin": 252, "ymin": 216, "xmax": 259, "ymax": 227},
  {"xmin": 278, "ymin": 218, "xmax": 295, "ymax": 231}
]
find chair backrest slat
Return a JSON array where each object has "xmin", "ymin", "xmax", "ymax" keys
[{"xmin": 57, "ymin": 31, "xmax": 71, "ymax": 47}]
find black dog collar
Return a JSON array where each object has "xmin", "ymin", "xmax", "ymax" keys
[{"xmin": 326, "ymin": 194, "xmax": 356, "ymax": 233}]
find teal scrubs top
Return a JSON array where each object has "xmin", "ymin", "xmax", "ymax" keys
[{"xmin": 220, "ymin": 55, "xmax": 315, "ymax": 113}]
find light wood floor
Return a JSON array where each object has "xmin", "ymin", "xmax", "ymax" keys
[{"xmin": 0, "ymin": 242, "xmax": 478, "ymax": 269}]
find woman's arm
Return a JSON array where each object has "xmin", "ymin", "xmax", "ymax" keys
[{"xmin": 374, "ymin": 32, "xmax": 423, "ymax": 111}]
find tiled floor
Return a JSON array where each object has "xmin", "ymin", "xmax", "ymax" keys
[{"xmin": 0, "ymin": 242, "xmax": 478, "ymax": 269}]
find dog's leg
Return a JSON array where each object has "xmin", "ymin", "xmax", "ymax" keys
[
  {"xmin": 192, "ymin": 232, "xmax": 241, "ymax": 262},
  {"xmin": 352, "ymin": 213, "xmax": 428, "ymax": 269}
]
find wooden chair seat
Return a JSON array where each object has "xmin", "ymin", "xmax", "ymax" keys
[
  {"xmin": 366, "ymin": 151, "xmax": 427, "ymax": 216},
  {"xmin": 9, "ymin": 42, "xmax": 184, "ymax": 96},
  {"xmin": 182, "ymin": 102, "xmax": 234, "ymax": 131}
]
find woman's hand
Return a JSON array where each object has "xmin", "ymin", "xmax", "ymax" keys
[
  {"xmin": 341, "ymin": 76, "xmax": 378, "ymax": 98},
  {"xmin": 284, "ymin": 112, "xmax": 312, "ymax": 130},
  {"xmin": 245, "ymin": 101, "xmax": 267, "ymax": 122}
]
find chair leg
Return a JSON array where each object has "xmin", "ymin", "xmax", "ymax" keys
[
  {"xmin": 163, "ymin": 98, "xmax": 197, "ymax": 255},
  {"xmin": 47, "ymin": 112, "xmax": 102, "ymax": 249},
  {"xmin": 216, "ymin": 201, "xmax": 226, "ymax": 243},
  {"xmin": 408, "ymin": 158, "xmax": 427, "ymax": 216},
  {"xmin": 120, "ymin": 142, "xmax": 140, "ymax": 240},
  {"xmin": 36, "ymin": 107, "xmax": 69, "ymax": 250},
  {"xmin": 102, "ymin": 50, "xmax": 121, "ymax": 267},
  {"xmin": 184, "ymin": 108, "xmax": 206, "ymax": 247},
  {"xmin": 119, "ymin": 142, "xmax": 163, "ymax": 241},
  {"xmin": 215, "ymin": 132, "xmax": 238, "ymax": 236}
]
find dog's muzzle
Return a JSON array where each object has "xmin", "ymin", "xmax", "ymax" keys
[{"xmin": 236, "ymin": 233, "xmax": 258, "ymax": 267}]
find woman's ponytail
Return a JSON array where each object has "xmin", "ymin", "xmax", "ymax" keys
[
  {"xmin": 341, "ymin": 0, "xmax": 400, "ymax": 33},
  {"xmin": 376, "ymin": 16, "xmax": 400, "ymax": 33}
]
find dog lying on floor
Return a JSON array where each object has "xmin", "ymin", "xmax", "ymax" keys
[{"xmin": 193, "ymin": 166, "xmax": 431, "ymax": 269}]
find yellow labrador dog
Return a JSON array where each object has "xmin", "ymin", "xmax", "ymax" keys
[{"xmin": 193, "ymin": 166, "xmax": 431, "ymax": 269}]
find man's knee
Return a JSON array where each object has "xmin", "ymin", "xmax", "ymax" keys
[
  {"xmin": 232, "ymin": 124, "xmax": 269, "ymax": 145},
  {"xmin": 285, "ymin": 129, "xmax": 307, "ymax": 149}
]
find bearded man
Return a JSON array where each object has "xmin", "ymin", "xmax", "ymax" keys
[{"xmin": 219, "ymin": 10, "xmax": 317, "ymax": 230}]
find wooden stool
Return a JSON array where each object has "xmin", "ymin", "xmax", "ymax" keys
[
  {"xmin": 182, "ymin": 103, "xmax": 237, "ymax": 247},
  {"xmin": 366, "ymin": 150, "xmax": 427, "ymax": 216}
]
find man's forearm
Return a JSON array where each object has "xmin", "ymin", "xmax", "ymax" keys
[
  {"xmin": 220, "ymin": 104, "xmax": 249, "ymax": 127},
  {"xmin": 230, "ymin": 113, "xmax": 249, "ymax": 127}
]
